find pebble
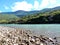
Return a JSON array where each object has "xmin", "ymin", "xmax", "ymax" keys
[{"xmin": 0, "ymin": 26, "xmax": 59, "ymax": 45}]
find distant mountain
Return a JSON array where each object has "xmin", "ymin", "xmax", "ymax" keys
[
  {"xmin": 15, "ymin": 6, "xmax": 60, "ymax": 16},
  {"xmin": 0, "ymin": 6, "xmax": 60, "ymax": 17},
  {"xmin": 40, "ymin": 6, "xmax": 60, "ymax": 12},
  {"xmin": 0, "ymin": 6, "xmax": 60, "ymax": 24},
  {"xmin": 0, "ymin": 10, "xmax": 40, "ymax": 17},
  {"xmin": 14, "ymin": 10, "xmax": 40, "ymax": 17},
  {"xmin": 52, "ymin": 6, "xmax": 60, "ymax": 10}
]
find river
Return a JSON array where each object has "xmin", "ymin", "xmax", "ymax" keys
[{"xmin": 0, "ymin": 24, "xmax": 60, "ymax": 38}]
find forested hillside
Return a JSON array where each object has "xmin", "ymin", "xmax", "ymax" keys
[
  {"xmin": 0, "ymin": 14, "xmax": 19, "ymax": 23},
  {"xmin": 18, "ymin": 10, "xmax": 60, "ymax": 24},
  {"xmin": 0, "ymin": 9, "xmax": 60, "ymax": 24}
]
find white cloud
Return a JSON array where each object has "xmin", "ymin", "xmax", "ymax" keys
[
  {"xmin": 39, "ymin": 0, "xmax": 60, "ymax": 9},
  {"xmin": 48, "ymin": 0, "xmax": 57, "ymax": 8},
  {"xmin": 49, "ymin": 0, "xmax": 57, "ymax": 4},
  {"xmin": 40, "ymin": 0, "xmax": 49, "ymax": 9},
  {"xmin": 34, "ymin": 0, "xmax": 40, "ymax": 10},
  {"xmin": 11, "ymin": 0, "xmax": 60, "ymax": 11},
  {"xmin": 0, "ymin": 11, "xmax": 2, "ymax": 13},
  {"xmin": 11, "ymin": 1, "xmax": 33, "ymax": 11},
  {"xmin": 4, "ymin": 6, "xmax": 9, "ymax": 9}
]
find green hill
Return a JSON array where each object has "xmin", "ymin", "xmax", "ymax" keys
[
  {"xmin": 18, "ymin": 10, "xmax": 60, "ymax": 24},
  {"xmin": 0, "ymin": 6, "xmax": 60, "ymax": 24},
  {"xmin": 0, "ymin": 14, "xmax": 19, "ymax": 23}
]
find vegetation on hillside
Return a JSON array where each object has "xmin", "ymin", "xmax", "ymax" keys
[
  {"xmin": 0, "ymin": 10, "xmax": 60, "ymax": 24},
  {"xmin": 18, "ymin": 10, "xmax": 60, "ymax": 24},
  {"xmin": 0, "ymin": 14, "xmax": 19, "ymax": 23}
]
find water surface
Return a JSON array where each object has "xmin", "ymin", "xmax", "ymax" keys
[{"xmin": 0, "ymin": 24, "xmax": 60, "ymax": 37}]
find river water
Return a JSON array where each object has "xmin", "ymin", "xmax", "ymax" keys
[{"xmin": 0, "ymin": 24, "xmax": 60, "ymax": 38}]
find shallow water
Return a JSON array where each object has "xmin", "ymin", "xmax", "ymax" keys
[{"xmin": 0, "ymin": 24, "xmax": 60, "ymax": 37}]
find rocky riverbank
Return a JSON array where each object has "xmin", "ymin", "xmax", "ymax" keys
[{"xmin": 0, "ymin": 26, "xmax": 60, "ymax": 45}]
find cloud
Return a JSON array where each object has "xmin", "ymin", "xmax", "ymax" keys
[
  {"xmin": 39, "ymin": 0, "xmax": 59, "ymax": 9},
  {"xmin": 49, "ymin": 0, "xmax": 57, "ymax": 4},
  {"xmin": 0, "ymin": 11, "xmax": 2, "ymax": 13},
  {"xmin": 39, "ymin": 0, "xmax": 49, "ymax": 9},
  {"xmin": 4, "ymin": 6, "xmax": 9, "ymax": 9},
  {"xmin": 34, "ymin": 0, "xmax": 60, "ymax": 10},
  {"xmin": 11, "ymin": 1, "xmax": 33, "ymax": 11},
  {"xmin": 34, "ymin": 0, "xmax": 40, "ymax": 10},
  {"xmin": 48, "ymin": 0, "xmax": 57, "ymax": 8},
  {"xmin": 11, "ymin": 0, "xmax": 60, "ymax": 11}
]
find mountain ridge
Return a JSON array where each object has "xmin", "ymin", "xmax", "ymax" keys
[
  {"xmin": 0, "ymin": 6, "xmax": 60, "ymax": 17},
  {"xmin": 0, "ymin": 6, "xmax": 60, "ymax": 23}
]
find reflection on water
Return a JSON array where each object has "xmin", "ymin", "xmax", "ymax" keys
[{"xmin": 0, "ymin": 24, "xmax": 60, "ymax": 37}]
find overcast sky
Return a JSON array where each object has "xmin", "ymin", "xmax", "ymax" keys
[{"xmin": 0, "ymin": 0, "xmax": 60, "ymax": 12}]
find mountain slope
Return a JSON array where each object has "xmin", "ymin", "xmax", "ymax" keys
[
  {"xmin": 0, "ymin": 14, "xmax": 19, "ymax": 23},
  {"xmin": 0, "ymin": 6, "xmax": 60, "ymax": 24},
  {"xmin": 0, "ymin": 10, "xmax": 40, "ymax": 17},
  {"xmin": 40, "ymin": 6, "xmax": 60, "ymax": 13},
  {"xmin": 0, "ymin": 6, "xmax": 60, "ymax": 17}
]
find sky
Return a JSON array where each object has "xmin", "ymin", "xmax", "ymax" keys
[{"xmin": 0, "ymin": 0, "xmax": 60, "ymax": 12}]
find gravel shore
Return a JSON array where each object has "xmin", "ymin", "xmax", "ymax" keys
[{"xmin": 0, "ymin": 26, "xmax": 60, "ymax": 45}]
